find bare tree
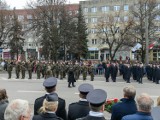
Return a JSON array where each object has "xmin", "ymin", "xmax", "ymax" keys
[
  {"xmin": 130, "ymin": 0, "xmax": 160, "ymax": 62},
  {"xmin": 0, "ymin": 0, "xmax": 10, "ymax": 47},
  {"xmin": 96, "ymin": 12, "xmax": 134, "ymax": 60}
]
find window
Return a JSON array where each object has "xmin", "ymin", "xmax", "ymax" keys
[
  {"xmin": 92, "ymin": 39, "xmax": 97, "ymax": 44},
  {"xmin": 114, "ymin": 17, "xmax": 120, "ymax": 22},
  {"xmin": 114, "ymin": 6, "xmax": 120, "ymax": 11},
  {"xmin": 101, "ymin": 6, "xmax": 109, "ymax": 12},
  {"xmin": 124, "ymin": 16, "xmax": 128, "ymax": 21},
  {"xmin": 155, "ymin": 15, "xmax": 160, "ymax": 21},
  {"xmin": 124, "ymin": 5, "xmax": 129, "ymax": 11},
  {"xmin": 91, "ymin": 7, "xmax": 97, "ymax": 13},
  {"xmin": 18, "ymin": 15, "xmax": 24, "ymax": 21},
  {"xmin": 88, "ymin": 51, "xmax": 99, "ymax": 59},
  {"xmin": 102, "ymin": 39, "xmax": 107, "ymax": 44},
  {"xmin": 27, "ymin": 15, "xmax": 32, "ymax": 19},
  {"xmin": 91, "ymin": 17, "xmax": 97, "ymax": 23},
  {"xmin": 85, "ymin": 18, "xmax": 88, "ymax": 23},
  {"xmin": 84, "ymin": 7, "xmax": 88, "ymax": 13},
  {"xmin": 156, "ymin": 4, "xmax": 160, "ymax": 9},
  {"xmin": 91, "ymin": 28, "xmax": 97, "ymax": 34}
]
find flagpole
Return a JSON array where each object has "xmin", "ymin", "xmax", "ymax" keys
[{"xmin": 145, "ymin": 15, "xmax": 149, "ymax": 65}]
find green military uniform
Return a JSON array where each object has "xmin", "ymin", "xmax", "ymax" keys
[
  {"xmin": 15, "ymin": 62, "xmax": 21, "ymax": 79},
  {"xmin": 55, "ymin": 63, "xmax": 60, "ymax": 78},
  {"xmin": 21, "ymin": 62, "xmax": 26, "ymax": 79},
  {"xmin": 46, "ymin": 63, "xmax": 52, "ymax": 79},
  {"xmin": 81, "ymin": 65, "xmax": 88, "ymax": 80},
  {"xmin": 27, "ymin": 62, "xmax": 33, "ymax": 79},
  {"xmin": 51, "ymin": 63, "xmax": 56, "ymax": 77},
  {"xmin": 74, "ymin": 64, "xmax": 80, "ymax": 80},
  {"xmin": 59, "ymin": 64, "xmax": 64, "ymax": 80},
  {"xmin": 36, "ymin": 63, "xmax": 42, "ymax": 79},
  {"xmin": 88, "ymin": 65, "xmax": 95, "ymax": 81},
  {"xmin": 7, "ymin": 63, "xmax": 13, "ymax": 79},
  {"xmin": 41, "ymin": 63, "xmax": 47, "ymax": 78}
]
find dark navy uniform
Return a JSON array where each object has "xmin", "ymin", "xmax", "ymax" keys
[
  {"xmin": 68, "ymin": 83, "xmax": 94, "ymax": 120},
  {"xmin": 34, "ymin": 77, "xmax": 67, "ymax": 120},
  {"xmin": 76, "ymin": 89, "xmax": 107, "ymax": 120},
  {"xmin": 33, "ymin": 93, "xmax": 63, "ymax": 120}
]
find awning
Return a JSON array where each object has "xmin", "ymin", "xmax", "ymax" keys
[{"xmin": 88, "ymin": 47, "xmax": 99, "ymax": 51}]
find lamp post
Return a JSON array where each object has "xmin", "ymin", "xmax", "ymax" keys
[{"xmin": 145, "ymin": 16, "xmax": 149, "ymax": 65}]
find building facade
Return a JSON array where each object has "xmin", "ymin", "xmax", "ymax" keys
[{"xmin": 80, "ymin": 0, "xmax": 160, "ymax": 61}]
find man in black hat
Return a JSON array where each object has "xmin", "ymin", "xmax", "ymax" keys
[
  {"xmin": 34, "ymin": 77, "xmax": 67, "ymax": 120},
  {"xmin": 33, "ymin": 93, "xmax": 63, "ymax": 120},
  {"xmin": 68, "ymin": 83, "xmax": 94, "ymax": 120},
  {"xmin": 76, "ymin": 89, "xmax": 107, "ymax": 120}
]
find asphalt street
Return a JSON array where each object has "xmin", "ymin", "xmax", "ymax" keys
[{"xmin": 0, "ymin": 71, "xmax": 159, "ymax": 119}]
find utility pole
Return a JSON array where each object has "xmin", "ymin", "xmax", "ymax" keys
[{"xmin": 145, "ymin": 16, "xmax": 149, "ymax": 65}]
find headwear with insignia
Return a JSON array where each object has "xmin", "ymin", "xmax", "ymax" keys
[
  {"xmin": 43, "ymin": 77, "xmax": 57, "ymax": 88},
  {"xmin": 87, "ymin": 89, "xmax": 107, "ymax": 107},
  {"xmin": 78, "ymin": 83, "xmax": 94, "ymax": 95},
  {"xmin": 46, "ymin": 93, "xmax": 58, "ymax": 102}
]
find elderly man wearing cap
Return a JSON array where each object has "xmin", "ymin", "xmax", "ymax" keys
[
  {"xmin": 68, "ymin": 83, "xmax": 94, "ymax": 120},
  {"xmin": 34, "ymin": 77, "xmax": 67, "ymax": 120},
  {"xmin": 76, "ymin": 89, "xmax": 107, "ymax": 120},
  {"xmin": 33, "ymin": 93, "xmax": 63, "ymax": 120}
]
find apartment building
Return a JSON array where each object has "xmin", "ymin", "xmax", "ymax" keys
[
  {"xmin": 80, "ymin": 0, "xmax": 160, "ymax": 61},
  {"xmin": 1, "ymin": 4, "xmax": 79, "ymax": 60}
]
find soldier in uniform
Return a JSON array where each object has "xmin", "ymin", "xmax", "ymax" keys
[
  {"xmin": 68, "ymin": 83, "xmax": 94, "ymax": 120},
  {"xmin": 81, "ymin": 63, "xmax": 88, "ymax": 80},
  {"xmin": 21, "ymin": 61, "xmax": 26, "ymax": 79},
  {"xmin": 88, "ymin": 65, "xmax": 95, "ymax": 81},
  {"xmin": 27, "ymin": 61, "xmax": 33, "ymax": 79},
  {"xmin": 59, "ymin": 62, "xmax": 64, "ymax": 80},
  {"xmin": 68, "ymin": 63, "xmax": 76, "ymax": 88},
  {"xmin": 55, "ymin": 62, "xmax": 60, "ymax": 78},
  {"xmin": 76, "ymin": 89, "xmax": 107, "ymax": 120},
  {"xmin": 7, "ymin": 61, "xmax": 13, "ymax": 79},
  {"xmin": 15, "ymin": 61, "xmax": 21, "ymax": 79},
  {"xmin": 41, "ymin": 62, "xmax": 47, "ymax": 78},
  {"xmin": 36, "ymin": 61, "xmax": 42, "ymax": 79},
  {"xmin": 51, "ymin": 62, "xmax": 56, "ymax": 77},
  {"xmin": 46, "ymin": 62, "xmax": 52, "ymax": 79},
  {"xmin": 110, "ymin": 62, "xmax": 118, "ymax": 82},
  {"xmin": 34, "ymin": 77, "xmax": 67, "ymax": 120}
]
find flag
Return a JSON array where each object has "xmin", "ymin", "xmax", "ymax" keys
[
  {"xmin": 148, "ymin": 41, "xmax": 157, "ymax": 49},
  {"xmin": 131, "ymin": 43, "xmax": 142, "ymax": 52}
]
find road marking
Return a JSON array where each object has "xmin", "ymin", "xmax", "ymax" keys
[
  {"xmin": 150, "ymin": 96, "xmax": 159, "ymax": 98},
  {"xmin": 75, "ymin": 92, "xmax": 79, "ymax": 95},
  {"xmin": 17, "ymin": 90, "xmax": 44, "ymax": 93}
]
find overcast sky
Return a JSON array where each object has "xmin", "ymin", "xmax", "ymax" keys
[{"xmin": 5, "ymin": 0, "xmax": 84, "ymax": 9}]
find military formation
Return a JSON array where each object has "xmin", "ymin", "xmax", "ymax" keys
[
  {"xmin": 5, "ymin": 59, "xmax": 160, "ymax": 85},
  {"xmin": 5, "ymin": 60, "xmax": 95, "ymax": 83}
]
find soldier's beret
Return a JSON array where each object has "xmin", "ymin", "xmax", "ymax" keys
[
  {"xmin": 78, "ymin": 83, "xmax": 94, "ymax": 93},
  {"xmin": 87, "ymin": 89, "xmax": 107, "ymax": 105},
  {"xmin": 43, "ymin": 77, "xmax": 57, "ymax": 87},
  {"xmin": 46, "ymin": 93, "xmax": 58, "ymax": 102}
]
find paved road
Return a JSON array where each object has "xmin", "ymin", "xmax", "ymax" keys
[{"xmin": 0, "ymin": 71, "xmax": 159, "ymax": 119}]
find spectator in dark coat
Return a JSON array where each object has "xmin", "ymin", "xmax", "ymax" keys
[
  {"xmin": 34, "ymin": 77, "xmax": 67, "ymax": 120},
  {"xmin": 122, "ymin": 93, "xmax": 154, "ymax": 120},
  {"xmin": 0, "ymin": 89, "xmax": 9, "ymax": 120},
  {"xmin": 68, "ymin": 83, "xmax": 94, "ymax": 120},
  {"xmin": 111, "ymin": 85, "xmax": 137, "ymax": 120},
  {"xmin": 33, "ymin": 93, "xmax": 63, "ymax": 120}
]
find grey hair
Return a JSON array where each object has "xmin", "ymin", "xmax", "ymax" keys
[
  {"xmin": 4, "ymin": 99, "xmax": 30, "ymax": 120},
  {"xmin": 136, "ymin": 93, "xmax": 154, "ymax": 112},
  {"xmin": 123, "ymin": 85, "xmax": 136, "ymax": 99}
]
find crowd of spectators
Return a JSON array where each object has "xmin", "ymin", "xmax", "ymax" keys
[{"xmin": 0, "ymin": 77, "xmax": 159, "ymax": 120}]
